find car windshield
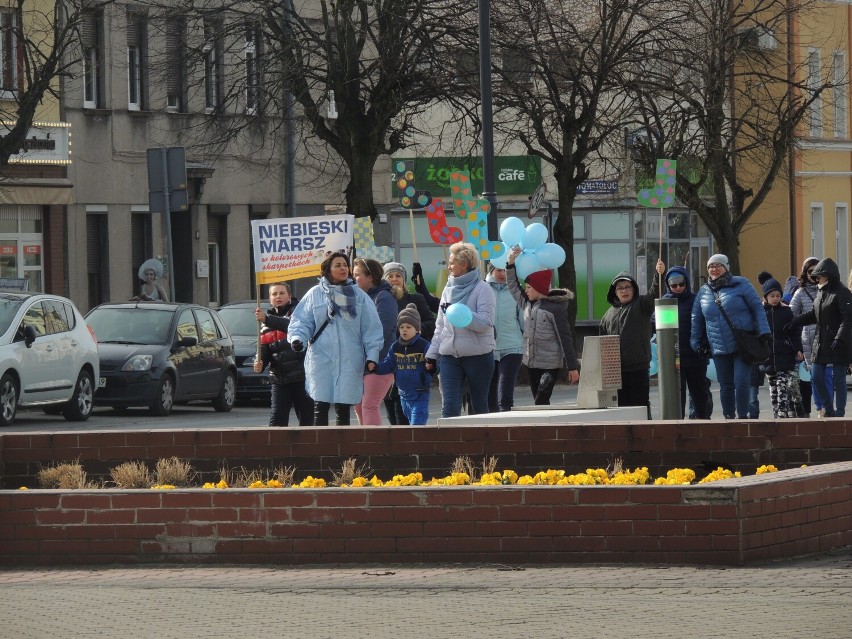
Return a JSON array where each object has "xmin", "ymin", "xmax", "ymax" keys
[
  {"xmin": 0, "ymin": 297, "xmax": 23, "ymax": 334},
  {"xmin": 87, "ymin": 307, "xmax": 173, "ymax": 344},
  {"xmin": 217, "ymin": 307, "xmax": 259, "ymax": 337}
]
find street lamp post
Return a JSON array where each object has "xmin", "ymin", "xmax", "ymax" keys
[{"xmin": 478, "ymin": 0, "xmax": 499, "ymax": 238}]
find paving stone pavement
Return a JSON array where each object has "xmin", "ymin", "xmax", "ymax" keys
[{"xmin": 1, "ymin": 549, "xmax": 850, "ymax": 639}]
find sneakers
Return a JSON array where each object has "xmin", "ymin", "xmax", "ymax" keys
[{"xmin": 817, "ymin": 408, "xmax": 826, "ymax": 418}]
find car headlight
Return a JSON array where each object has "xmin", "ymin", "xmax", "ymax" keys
[{"xmin": 122, "ymin": 355, "xmax": 154, "ymax": 371}]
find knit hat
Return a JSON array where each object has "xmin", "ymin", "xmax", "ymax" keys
[
  {"xmin": 525, "ymin": 269, "xmax": 553, "ymax": 295},
  {"xmin": 761, "ymin": 277, "xmax": 783, "ymax": 298},
  {"xmin": 707, "ymin": 254, "xmax": 729, "ymax": 270},
  {"xmin": 757, "ymin": 271, "xmax": 773, "ymax": 285},
  {"xmin": 383, "ymin": 262, "xmax": 407, "ymax": 282},
  {"xmin": 397, "ymin": 303, "xmax": 421, "ymax": 332}
]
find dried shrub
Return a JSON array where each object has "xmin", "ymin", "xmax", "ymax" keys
[
  {"xmin": 110, "ymin": 460, "xmax": 152, "ymax": 489},
  {"xmin": 38, "ymin": 462, "xmax": 92, "ymax": 489},
  {"xmin": 450, "ymin": 455, "xmax": 475, "ymax": 480},
  {"xmin": 273, "ymin": 464, "xmax": 296, "ymax": 487},
  {"xmin": 607, "ymin": 457, "xmax": 624, "ymax": 478},
  {"xmin": 481, "ymin": 455, "xmax": 499, "ymax": 478},
  {"xmin": 155, "ymin": 457, "xmax": 195, "ymax": 487},
  {"xmin": 330, "ymin": 457, "xmax": 371, "ymax": 486},
  {"xmin": 221, "ymin": 465, "xmax": 268, "ymax": 488}
]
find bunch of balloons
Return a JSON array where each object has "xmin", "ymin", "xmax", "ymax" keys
[{"xmin": 490, "ymin": 217, "xmax": 566, "ymax": 279}]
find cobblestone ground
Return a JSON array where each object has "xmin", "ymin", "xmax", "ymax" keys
[{"xmin": 1, "ymin": 549, "xmax": 849, "ymax": 638}]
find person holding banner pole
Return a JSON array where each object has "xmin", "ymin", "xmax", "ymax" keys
[{"xmin": 287, "ymin": 252, "xmax": 384, "ymax": 426}]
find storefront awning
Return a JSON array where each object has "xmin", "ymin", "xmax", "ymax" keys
[{"xmin": 0, "ymin": 178, "xmax": 73, "ymax": 205}]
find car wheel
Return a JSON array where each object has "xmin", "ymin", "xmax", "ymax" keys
[
  {"xmin": 0, "ymin": 373, "xmax": 18, "ymax": 427},
  {"xmin": 62, "ymin": 370, "xmax": 94, "ymax": 422},
  {"xmin": 149, "ymin": 374, "xmax": 175, "ymax": 417},
  {"xmin": 213, "ymin": 371, "xmax": 236, "ymax": 412}
]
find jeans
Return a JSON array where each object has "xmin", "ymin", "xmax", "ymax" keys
[
  {"xmin": 812, "ymin": 363, "xmax": 846, "ymax": 416},
  {"xmin": 438, "ymin": 352, "xmax": 495, "ymax": 418},
  {"xmin": 270, "ymin": 381, "xmax": 314, "ymax": 426},
  {"xmin": 681, "ymin": 364, "xmax": 711, "ymax": 419},
  {"xmin": 748, "ymin": 385, "xmax": 760, "ymax": 419},
  {"xmin": 400, "ymin": 392, "xmax": 430, "ymax": 425},
  {"xmin": 488, "ymin": 353, "xmax": 523, "ymax": 412},
  {"xmin": 810, "ymin": 365, "xmax": 834, "ymax": 411},
  {"xmin": 355, "ymin": 373, "xmax": 394, "ymax": 425},
  {"xmin": 314, "ymin": 402, "xmax": 351, "ymax": 426},
  {"xmin": 617, "ymin": 368, "xmax": 651, "ymax": 419},
  {"xmin": 713, "ymin": 354, "xmax": 753, "ymax": 418}
]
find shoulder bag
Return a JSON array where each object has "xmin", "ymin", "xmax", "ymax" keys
[{"xmin": 712, "ymin": 291, "xmax": 770, "ymax": 364}]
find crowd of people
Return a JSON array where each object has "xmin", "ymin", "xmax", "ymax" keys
[{"xmin": 252, "ymin": 246, "xmax": 852, "ymax": 426}]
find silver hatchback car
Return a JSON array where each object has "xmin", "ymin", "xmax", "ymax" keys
[{"xmin": 0, "ymin": 292, "xmax": 100, "ymax": 426}]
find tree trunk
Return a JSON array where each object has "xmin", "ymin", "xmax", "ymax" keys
[
  {"xmin": 554, "ymin": 172, "xmax": 578, "ymax": 328},
  {"xmin": 344, "ymin": 151, "xmax": 380, "ymax": 219}
]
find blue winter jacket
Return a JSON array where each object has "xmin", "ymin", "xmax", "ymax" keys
[
  {"xmin": 662, "ymin": 266, "xmax": 704, "ymax": 367},
  {"xmin": 367, "ymin": 280, "xmax": 398, "ymax": 360},
  {"xmin": 691, "ymin": 272, "xmax": 771, "ymax": 356},
  {"xmin": 374, "ymin": 335, "xmax": 433, "ymax": 397},
  {"xmin": 287, "ymin": 279, "xmax": 384, "ymax": 405},
  {"xmin": 486, "ymin": 272, "xmax": 523, "ymax": 359}
]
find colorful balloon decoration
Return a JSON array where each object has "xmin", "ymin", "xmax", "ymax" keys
[
  {"xmin": 496, "ymin": 216, "xmax": 567, "ymax": 280},
  {"xmin": 445, "ymin": 303, "xmax": 473, "ymax": 328}
]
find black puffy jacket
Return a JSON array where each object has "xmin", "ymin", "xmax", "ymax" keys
[{"xmin": 261, "ymin": 299, "xmax": 307, "ymax": 384}]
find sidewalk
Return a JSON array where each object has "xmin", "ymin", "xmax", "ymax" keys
[{"xmin": 1, "ymin": 549, "xmax": 849, "ymax": 638}]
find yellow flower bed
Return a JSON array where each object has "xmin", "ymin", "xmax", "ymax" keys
[{"xmin": 193, "ymin": 465, "xmax": 779, "ymax": 489}]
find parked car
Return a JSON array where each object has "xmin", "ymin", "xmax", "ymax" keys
[
  {"xmin": 0, "ymin": 292, "xmax": 99, "ymax": 426},
  {"xmin": 216, "ymin": 301, "xmax": 271, "ymax": 401},
  {"xmin": 85, "ymin": 301, "xmax": 237, "ymax": 415}
]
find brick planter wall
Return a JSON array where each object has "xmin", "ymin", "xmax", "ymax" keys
[
  {"xmin": 1, "ymin": 463, "xmax": 850, "ymax": 566},
  {"xmin": 1, "ymin": 419, "xmax": 851, "ymax": 488}
]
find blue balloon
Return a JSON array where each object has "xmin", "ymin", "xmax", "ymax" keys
[
  {"xmin": 445, "ymin": 303, "xmax": 473, "ymax": 328},
  {"xmin": 489, "ymin": 249, "xmax": 509, "ymax": 269},
  {"xmin": 500, "ymin": 217, "xmax": 525, "ymax": 247},
  {"xmin": 535, "ymin": 243, "xmax": 566, "ymax": 269},
  {"xmin": 515, "ymin": 251, "xmax": 542, "ymax": 280},
  {"xmin": 707, "ymin": 358, "xmax": 717, "ymax": 382},
  {"xmin": 523, "ymin": 223, "xmax": 548, "ymax": 251},
  {"xmin": 649, "ymin": 337, "xmax": 658, "ymax": 377}
]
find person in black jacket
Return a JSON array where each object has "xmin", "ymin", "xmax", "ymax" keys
[
  {"xmin": 253, "ymin": 283, "xmax": 313, "ymax": 426},
  {"xmin": 761, "ymin": 277, "xmax": 803, "ymax": 418},
  {"xmin": 787, "ymin": 257, "xmax": 852, "ymax": 417},
  {"xmin": 662, "ymin": 265, "xmax": 711, "ymax": 419}
]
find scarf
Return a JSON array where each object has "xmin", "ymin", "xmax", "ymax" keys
[
  {"xmin": 444, "ymin": 268, "xmax": 481, "ymax": 307},
  {"xmin": 708, "ymin": 271, "xmax": 732, "ymax": 291},
  {"xmin": 321, "ymin": 277, "xmax": 357, "ymax": 320}
]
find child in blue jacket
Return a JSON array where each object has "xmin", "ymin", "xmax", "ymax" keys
[{"xmin": 368, "ymin": 304, "xmax": 434, "ymax": 424}]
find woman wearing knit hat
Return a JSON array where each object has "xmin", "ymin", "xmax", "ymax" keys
[
  {"xmin": 506, "ymin": 247, "xmax": 579, "ymax": 404},
  {"xmin": 691, "ymin": 254, "xmax": 772, "ymax": 419}
]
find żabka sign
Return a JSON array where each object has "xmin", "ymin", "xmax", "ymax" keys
[{"xmin": 251, "ymin": 214, "xmax": 354, "ymax": 284}]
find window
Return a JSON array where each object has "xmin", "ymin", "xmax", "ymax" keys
[
  {"xmin": 195, "ymin": 309, "xmax": 218, "ymax": 342},
  {"xmin": 0, "ymin": 9, "xmax": 18, "ymax": 95},
  {"xmin": 807, "ymin": 49, "xmax": 823, "ymax": 138},
  {"xmin": 82, "ymin": 9, "xmax": 104, "ymax": 109},
  {"xmin": 204, "ymin": 19, "xmax": 224, "ymax": 111},
  {"xmin": 833, "ymin": 51, "xmax": 846, "ymax": 138},
  {"xmin": 176, "ymin": 309, "xmax": 198, "ymax": 341},
  {"xmin": 244, "ymin": 23, "xmax": 262, "ymax": 114},
  {"xmin": 126, "ymin": 12, "xmax": 148, "ymax": 110},
  {"xmin": 166, "ymin": 18, "xmax": 187, "ymax": 112},
  {"xmin": 811, "ymin": 204, "xmax": 824, "ymax": 257},
  {"xmin": 42, "ymin": 300, "xmax": 72, "ymax": 334},
  {"xmin": 836, "ymin": 204, "xmax": 848, "ymax": 278}
]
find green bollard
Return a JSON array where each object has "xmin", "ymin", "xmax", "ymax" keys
[{"xmin": 655, "ymin": 298, "xmax": 681, "ymax": 420}]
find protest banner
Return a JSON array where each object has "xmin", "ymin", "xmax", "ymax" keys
[{"xmin": 251, "ymin": 214, "xmax": 354, "ymax": 284}]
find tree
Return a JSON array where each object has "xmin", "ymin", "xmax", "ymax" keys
[
  {"xmin": 628, "ymin": 0, "xmax": 838, "ymax": 274},
  {"xmin": 160, "ymin": 0, "xmax": 470, "ymax": 219},
  {"xmin": 486, "ymin": 0, "xmax": 665, "ymax": 325},
  {"xmin": 0, "ymin": 1, "xmax": 103, "ymax": 167}
]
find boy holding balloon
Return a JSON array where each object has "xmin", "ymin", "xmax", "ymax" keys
[{"xmin": 506, "ymin": 247, "xmax": 580, "ymax": 404}]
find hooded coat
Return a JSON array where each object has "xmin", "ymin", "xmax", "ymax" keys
[
  {"xmin": 600, "ymin": 272, "xmax": 658, "ymax": 372},
  {"xmin": 691, "ymin": 271, "xmax": 771, "ymax": 356},
  {"xmin": 787, "ymin": 258, "xmax": 852, "ymax": 365},
  {"xmin": 506, "ymin": 266, "xmax": 578, "ymax": 370},
  {"xmin": 287, "ymin": 279, "xmax": 384, "ymax": 405},
  {"xmin": 662, "ymin": 266, "xmax": 704, "ymax": 368}
]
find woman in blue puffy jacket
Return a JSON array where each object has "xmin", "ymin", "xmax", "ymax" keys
[{"xmin": 691, "ymin": 254, "xmax": 771, "ymax": 419}]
